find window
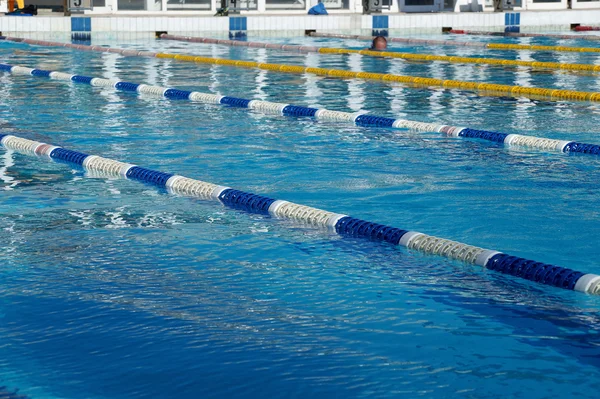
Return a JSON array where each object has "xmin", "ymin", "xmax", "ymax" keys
[
  {"xmin": 167, "ymin": 0, "xmax": 212, "ymax": 10},
  {"xmin": 322, "ymin": 0, "xmax": 350, "ymax": 8},
  {"xmin": 227, "ymin": 0, "xmax": 258, "ymax": 10},
  {"xmin": 404, "ymin": 0, "xmax": 435, "ymax": 5},
  {"xmin": 117, "ymin": 0, "xmax": 162, "ymax": 10},
  {"xmin": 265, "ymin": 0, "xmax": 306, "ymax": 10}
]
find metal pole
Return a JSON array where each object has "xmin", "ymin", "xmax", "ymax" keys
[{"xmin": 64, "ymin": 0, "xmax": 71, "ymax": 16}]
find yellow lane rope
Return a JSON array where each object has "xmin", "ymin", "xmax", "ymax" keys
[
  {"xmin": 486, "ymin": 43, "xmax": 600, "ymax": 53},
  {"xmin": 158, "ymin": 34, "xmax": 600, "ymax": 75},
  {"xmin": 155, "ymin": 52, "xmax": 600, "ymax": 103},
  {"xmin": 309, "ymin": 32, "xmax": 600, "ymax": 54},
  {"xmin": 321, "ymin": 48, "xmax": 600, "ymax": 74}
]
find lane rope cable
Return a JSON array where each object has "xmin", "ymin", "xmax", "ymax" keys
[
  {"xmin": 2, "ymin": 36, "xmax": 600, "ymax": 103},
  {"xmin": 309, "ymin": 31, "xmax": 600, "ymax": 53},
  {"xmin": 574, "ymin": 26, "xmax": 600, "ymax": 32},
  {"xmin": 160, "ymin": 34, "xmax": 600, "ymax": 75},
  {"xmin": 2, "ymin": 62, "xmax": 600, "ymax": 157},
  {"xmin": 1, "ymin": 132, "xmax": 599, "ymax": 296}
]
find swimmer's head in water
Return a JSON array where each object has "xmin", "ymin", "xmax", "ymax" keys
[{"xmin": 370, "ymin": 36, "xmax": 387, "ymax": 51}]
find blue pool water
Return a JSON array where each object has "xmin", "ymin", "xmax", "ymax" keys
[{"xmin": 1, "ymin": 33, "xmax": 600, "ymax": 398}]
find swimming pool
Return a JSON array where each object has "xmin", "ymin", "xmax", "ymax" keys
[{"xmin": 1, "ymin": 33, "xmax": 600, "ymax": 398}]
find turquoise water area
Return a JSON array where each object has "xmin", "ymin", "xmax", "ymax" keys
[{"xmin": 1, "ymin": 33, "xmax": 600, "ymax": 398}]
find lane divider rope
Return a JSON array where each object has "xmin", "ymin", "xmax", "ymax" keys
[
  {"xmin": 2, "ymin": 132, "xmax": 599, "ymax": 296},
  {"xmin": 448, "ymin": 29, "xmax": 600, "ymax": 41},
  {"xmin": 2, "ymin": 36, "xmax": 600, "ymax": 103},
  {"xmin": 2, "ymin": 62, "xmax": 600, "ymax": 157},
  {"xmin": 160, "ymin": 34, "xmax": 600, "ymax": 74},
  {"xmin": 309, "ymin": 31, "xmax": 600, "ymax": 53},
  {"xmin": 574, "ymin": 26, "xmax": 600, "ymax": 32}
]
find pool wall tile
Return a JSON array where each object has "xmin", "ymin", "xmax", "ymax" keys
[
  {"xmin": 504, "ymin": 12, "xmax": 521, "ymax": 33},
  {"xmin": 71, "ymin": 17, "xmax": 92, "ymax": 32}
]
